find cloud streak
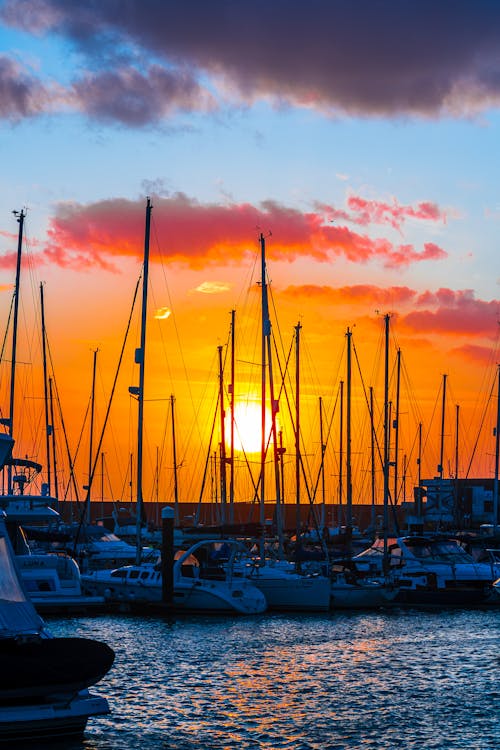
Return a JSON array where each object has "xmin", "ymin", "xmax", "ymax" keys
[
  {"xmin": 39, "ymin": 193, "xmax": 448, "ymax": 271},
  {"xmin": 3, "ymin": 0, "xmax": 500, "ymax": 120},
  {"xmin": 283, "ymin": 283, "xmax": 499, "ymax": 341}
]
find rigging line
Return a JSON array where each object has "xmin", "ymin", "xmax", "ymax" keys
[
  {"xmin": 194, "ymin": 392, "xmax": 219, "ymax": 525},
  {"xmin": 422, "ymin": 376, "xmax": 444, "ymax": 471},
  {"xmin": 0, "ymin": 292, "xmax": 14, "ymax": 365},
  {"xmin": 79, "ymin": 272, "xmax": 142, "ymax": 523},
  {"xmin": 62, "ymin": 393, "xmax": 89, "ymax": 505},
  {"xmin": 150, "ymin": 215, "xmax": 208, "ymax": 461},
  {"xmin": 44, "ymin": 336, "xmax": 81, "ymax": 505},
  {"xmin": 465, "ymin": 369, "xmax": 497, "ymax": 479},
  {"xmin": 352, "ymin": 336, "xmax": 398, "ymax": 518}
]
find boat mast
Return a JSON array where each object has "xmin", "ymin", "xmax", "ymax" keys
[
  {"xmin": 259, "ymin": 233, "xmax": 267, "ymax": 543},
  {"xmin": 170, "ymin": 394, "xmax": 179, "ymax": 526},
  {"xmin": 134, "ymin": 197, "xmax": 152, "ymax": 564},
  {"xmin": 7, "ymin": 209, "xmax": 25, "ymax": 493},
  {"xmin": 84, "ymin": 347, "xmax": 98, "ymax": 522},
  {"xmin": 454, "ymin": 403, "xmax": 460, "ymax": 527},
  {"xmin": 319, "ymin": 396, "xmax": 326, "ymax": 530},
  {"xmin": 383, "ymin": 314, "xmax": 390, "ymax": 562},
  {"xmin": 48, "ymin": 377, "xmax": 59, "ymax": 500},
  {"xmin": 438, "ymin": 373, "xmax": 447, "ymax": 479},
  {"xmin": 493, "ymin": 364, "xmax": 500, "ymax": 531},
  {"xmin": 338, "ymin": 379, "xmax": 344, "ymax": 526},
  {"xmin": 370, "ymin": 385, "xmax": 376, "ymax": 531},
  {"xmin": 229, "ymin": 309, "xmax": 235, "ymax": 524},
  {"xmin": 295, "ymin": 321, "xmax": 302, "ymax": 541},
  {"xmin": 40, "ymin": 282, "xmax": 51, "ymax": 495},
  {"xmin": 345, "ymin": 327, "xmax": 352, "ymax": 532},
  {"xmin": 259, "ymin": 233, "xmax": 283, "ymax": 556},
  {"xmin": 393, "ymin": 348, "xmax": 401, "ymax": 505},
  {"xmin": 217, "ymin": 344, "xmax": 227, "ymax": 525}
]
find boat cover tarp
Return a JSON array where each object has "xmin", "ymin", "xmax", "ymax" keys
[{"xmin": 0, "ymin": 522, "xmax": 44, "ymax": 636}]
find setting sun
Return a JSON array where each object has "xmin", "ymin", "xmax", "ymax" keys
[{"xmin": 229, "ymin": 401, "xmax": 272, "ymax": 454}]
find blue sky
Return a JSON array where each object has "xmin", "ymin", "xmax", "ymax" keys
[{"xmin": 0, "ymin": 1, "xmax": 499, "ymax": 496}]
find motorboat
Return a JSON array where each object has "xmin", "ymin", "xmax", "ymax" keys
[
  {"xmin": 16, "ymin": 552, "xmax": 105, "ymax": 613},
  {"xmin": 47, "ymin": 523, "xmax": 159, "ymax": 572},
  {"xmin": 0, "ymin": 471, "xmax": 105, "ymax": 612},
  {"xmin": 0, "ymin": 510, "xmax": 114, "ymax": 742},
  {"xmin": 354, "ymin": 535, "xmax": 498, "ymax": 605},
  {"xmin": 81, "ymin": 539, "xmax": 267, "ymax": 615}
]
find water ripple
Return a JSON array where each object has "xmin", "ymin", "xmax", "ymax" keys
[{"xmin": 46, "ymin": 608, "xmax": 500, "ymax": 750}]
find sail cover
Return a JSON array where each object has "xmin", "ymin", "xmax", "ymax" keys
[{"xmin": 0, "ymin": 519, "xmax": 44, "ymax": 637}]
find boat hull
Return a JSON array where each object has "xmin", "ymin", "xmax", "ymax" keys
[
  {"xmin": 247, "ymin": 573, "xmax": 331, "ymax": 611},
  {"xmin": 0, "ymin": 692, "xmax": 109, "ymax": 743},
  {"xmin": 0, "ymin": 637, "xmax": 115, "ymax": 700},
  {"xmin": 330, "ymin": 583, "xmax": 399, "ymax": 609}
]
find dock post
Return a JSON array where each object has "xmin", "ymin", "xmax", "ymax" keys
[{"xmin": 161, "ymin": 506, "xmax": 175, "ymax": 606}]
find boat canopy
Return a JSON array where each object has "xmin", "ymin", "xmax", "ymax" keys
[{"xmin": 0, "ymin": 519, "xmax": 44, "ymax": 638}]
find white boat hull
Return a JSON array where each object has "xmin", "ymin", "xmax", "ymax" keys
[{"xmin": 245, "ymin": 571, "xmax": 331, "ymax": 611}]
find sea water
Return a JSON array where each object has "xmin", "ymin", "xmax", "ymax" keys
[{"xmin": 44, "ymin": 608, "xmax": 498, "ymax": 750}]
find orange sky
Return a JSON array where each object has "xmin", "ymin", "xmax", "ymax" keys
[{"xmin": 0, "ymin": 196, "xmax": 498, "ymax": 518}]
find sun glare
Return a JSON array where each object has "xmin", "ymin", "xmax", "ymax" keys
[{"xmin": 230, "ymin": 401, "xmax": 270, "ymax": 454}]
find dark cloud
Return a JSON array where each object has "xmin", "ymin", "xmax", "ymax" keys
[
  {"xmin": 3, "ymin": 0, "xmax": 500, "ymax": 117},
  {"xmin": 72, "ymin": 64, "xmax": 216, "ymax": 125},
  {"xmin": 0, "ymin": 55, "xmax": 50, "ymax": 120}
]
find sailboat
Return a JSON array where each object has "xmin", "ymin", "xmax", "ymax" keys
[
  {"xmin": 328, "ymin": 319, "xmax": 400, "ymax": 608},
  {"xmin": 231, "ymin": 234, "xmax": 331, "ymax": 612},
  {"xmin": 0, "ymin": 210, "xmax": 107, "ymax": 612},
  {"xmin": 81, "ymin": 537, "xmax": 267, "ymax": 614}
]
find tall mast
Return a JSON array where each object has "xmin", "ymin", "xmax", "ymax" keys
[
  {"xmin": 217, "ymin": 344, "xmax": 227, "ymax": 525},
  {"xmin": 370, "ymin": 385, "xmax": 376, "ymax": 531},
  {"xmin": 319, "ymin": 396, "xmax": 326, "ymax": 530},
  {"xmin": 40, "ymin": 282, "xmax": 51, "ymax": 495},
  {"xmin": 493, "ymin": 364, "xmax": 500, "ymax": 531},
  {"xmin": 416, "ymin": 422, "xmax": 422, "ymax": 517},
  {"xmin": 393, "ymin": 348, "xmax": 401, "ymax": 505},
  {"xmin": 8, "ymin": 209, "xmax": 25, "ymax": 493},
  {"xmin": 294, "ymin": 321, "xmax": 302, "ymax": 539},
  {"xmin": 134, "ymin": 197, "xmax": 152, "ymax": 564},
  {"xmin": 338, "ymin": 379, "xmax": 344, "ymax": 526},
  {"xmin": 259, "ymin": 234, "xmax": 267, "ymax": 538},
  {"xmin": 383, "ymin": 314, "xmax": 390, "ymax": 561},
  {"xmin": 229, "ymin": 309, "xmax": 235, "ymax": 523},
  {"xmin": 438, "ymin": 373, "xmax": 447, "ymax": 479},
  {"xmin": 170, "ymin": 394, "xmax": 179, "ymax": 525},
  {"xmin": 84, "ymin": 347, "xmax": 98, "ymax": 522},
  {"xmin": 259, "ymin": 233, "xmax": 283, "ymax": 555},
  {"xmin": 48, "ymin": 377, "xmax": 58, "ymax": 500},
  {"xmin": 345, "ymin": 327, "xmax": 352, "ymax": 531}
]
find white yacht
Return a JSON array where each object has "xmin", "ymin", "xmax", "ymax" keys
[
  {"xmin": 81, "ymin": 539, "xmax": 267, "ymax": 615},
  {"xmin": 16, "ymin": 552, "xmax": 105, "ymax": 613},
  {"xmin": 354, "ymin": 535, "xmax": 498, "ymax": 605}
]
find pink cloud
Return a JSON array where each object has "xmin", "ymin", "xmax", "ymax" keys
[
  {"xmin": 315, "ymin": 196, "xmax": 448, "ymax": 232},
  {"xmin": 39, "ymin": 195, "xmax": 449, "ymax": 272}
]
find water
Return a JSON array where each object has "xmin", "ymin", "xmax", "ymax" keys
[{"xmin": 45, "ymin": 609, "xmax": 499, "ymax": 750}]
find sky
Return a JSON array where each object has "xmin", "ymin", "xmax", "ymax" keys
[{"xmin": 0, "ymin": 1, "xmax": 499, "ymax": 518}]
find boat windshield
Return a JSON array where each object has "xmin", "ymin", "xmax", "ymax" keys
[{"xmin": 406, "ymin": 540, "xmax": 475, "ymax": 563}]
